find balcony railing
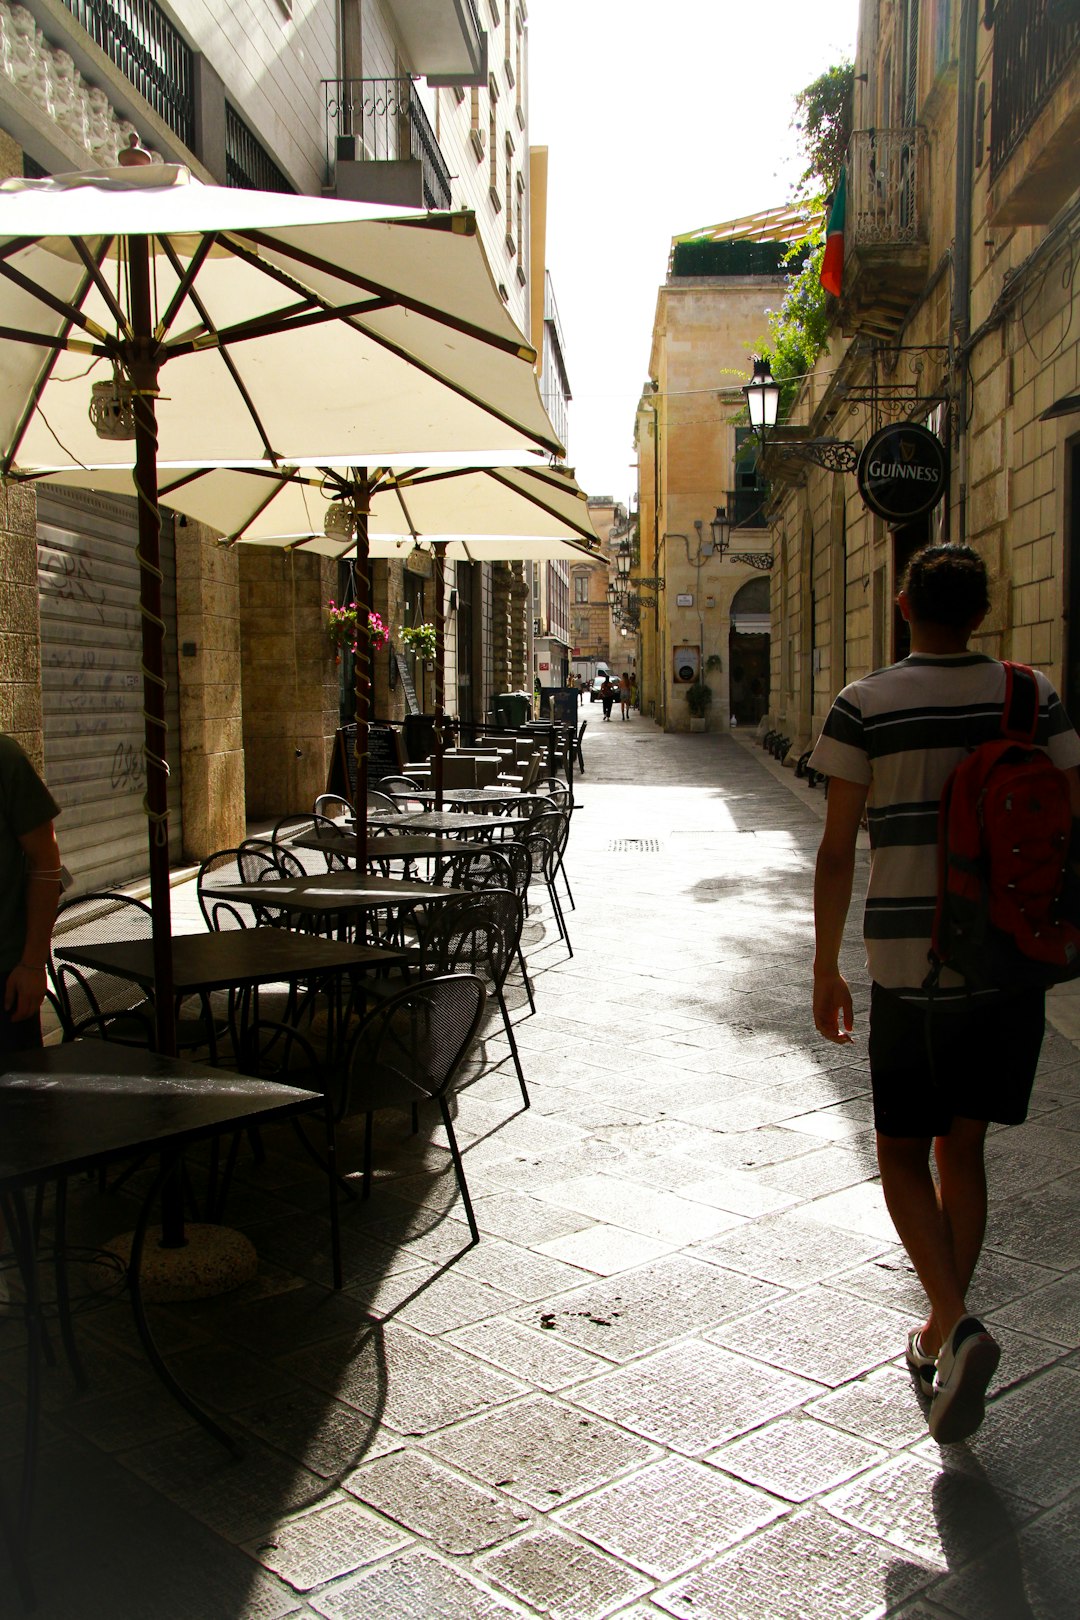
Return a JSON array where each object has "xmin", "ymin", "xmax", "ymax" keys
[
  {"xmin": 324, "ymin": 78, "xmax": 452, "ymax": 211},
  {"xmin": 60, "ymin": 0, "xmax": 194, "ymax": 147},
  {"xmin": 225, "ymin": 103, "xmax": 293, "ymax": 193},
  {"xmin": 847, "ymin": 128, "xmax": 927, "ymax": 249},
  {"xmin": 990, "ymin": 0, "xmax": 1080, "ymax": 178},
  {"xmin": 728, "ymin": 486, "xmax": 768, "ymax": 530}
]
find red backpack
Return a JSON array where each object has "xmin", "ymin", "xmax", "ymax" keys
[{"xmin": 926, "ymin": 662, "xmax": 1080, "ymax": 991}]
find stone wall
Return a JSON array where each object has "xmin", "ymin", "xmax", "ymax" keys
[
  {"xmin": 174, "ymin": 521, "xmax": 245, "ymax": 859},
  {"xmin": 0, "ymin": 478, "xmax": 43, "ymax": 769},
  {"xmin": 238, "ymin": 548, "xmax": 338, "ymax": 817}
]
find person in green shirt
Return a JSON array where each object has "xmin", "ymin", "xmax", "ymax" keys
[{"xmin": 0, "ymin": 734, "xmax": 62, "ymax": 1051}]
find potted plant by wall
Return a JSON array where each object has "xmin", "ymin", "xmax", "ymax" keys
[
  {"xmin": 686, "ymin": 678, "xmax": 712, "ymax": 732},
  {"xmin": 401, "ymin": 622, "xmax": 438, "ymax": 667}
]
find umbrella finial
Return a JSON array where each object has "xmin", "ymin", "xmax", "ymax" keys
[{"xmin": 118, "ymin": 132, "xmax": 153, "ymax": 167}]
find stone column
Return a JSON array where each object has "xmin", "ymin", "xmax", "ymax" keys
[
  {"xmin": 508, "ymin": 562, "xmax": 529, "ymax": 690},
  {"xmin": 175, "ymin": 520, "xmax": 245, "ymax": 859},
  {"xmin": 239, "ymin": 548, "xmax": 338, "ymax": 816},
  {"xmin": 491, "ymin": 563, "xmax": 514, "ymax": 693},
  {"xmin": 0, "ymin": 478, "xmax": 43, "ymax": 768}
]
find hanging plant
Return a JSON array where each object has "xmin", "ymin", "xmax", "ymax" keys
[
  {"xmin": 325, "ymin": 600, "xmax": 389, "ymax": 655},
  {"xmin": 401, "ymin": 622, "xmax": 437, "ymax": 662}
]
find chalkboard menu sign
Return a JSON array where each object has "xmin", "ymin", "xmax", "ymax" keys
[
  {"xmin": 327, "ymin": 724, "xmax": 403, "ymax": 801},
  {"xmin": 393, "ymin": 648, "xmax": 420, "ymax": 715},
  {"xmin": 551, "ymin": 690, "xmax": 579, "ymax": 728}
]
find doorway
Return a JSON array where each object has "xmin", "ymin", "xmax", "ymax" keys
[{"xmin": 892, "ymin": 517, "xmax": 930, "ymax": 661}]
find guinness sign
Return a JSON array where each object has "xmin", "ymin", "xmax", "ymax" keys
[{"xmin": 856, "ymin": 423, "xmax": 947, "ymax": 523}]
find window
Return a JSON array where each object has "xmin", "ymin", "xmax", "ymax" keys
[
  {"xmin": 488, "ymin": 76, "xmax": 500, "ymax": 201},
  {"xmin": 469, "ymin": 87, "xmax": 483, "ymax": 161},
  {"xmin": 573, "ymin": 573, "xmax": 589, "ymax": 603},
  {"xmin": 933, "ymin": 0, "xmax": 955, "ymax": 73}
]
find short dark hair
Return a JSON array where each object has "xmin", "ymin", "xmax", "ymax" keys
[{"xmin": 901, "ymin": 544, "xmax": 990, "ymax": 628}]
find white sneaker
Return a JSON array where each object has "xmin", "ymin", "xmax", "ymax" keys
[{"xmin": 928, "ymin": 1315, "xmax": 1000, "ymax": 1444}]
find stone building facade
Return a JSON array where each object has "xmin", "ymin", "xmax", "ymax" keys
[
  {"xmin": 634, "ymin": 211, "xmax": 804, "ymax": 731},
  {"xmin": 764, "ymin": 0, "xmax": 1080, "ymax": 759},
  {"xmin": 0, "ymin": 0, "xmax": 544, "ymax": 889}
]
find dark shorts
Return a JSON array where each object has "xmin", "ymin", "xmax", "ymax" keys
[{"xmin": 868, "ymin": 981, "xmax": 1044, "ymax": 1138}]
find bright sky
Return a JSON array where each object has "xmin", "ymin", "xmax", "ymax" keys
[{"xmin": 528, "ymin": 0, "xmax": 860, "ymax": 504}]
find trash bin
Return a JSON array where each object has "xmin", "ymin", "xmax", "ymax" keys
[{"xmin": 494, "ymin": 691, "xmax": 530, "ymax": 727}]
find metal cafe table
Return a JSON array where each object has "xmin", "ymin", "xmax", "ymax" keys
[
  {"xmin": 0, "ymin": 1041, "xmax": 324, "ymax": 1608},
  {"xmin": 367, "ymin": 810, "xmax": 526, "ymax": 837},
  {"xmin": 290, "ymin": 829, "xmax": 491, "ymax": 866},
  {"xmin": 198, "ymin": 871, "xmax": 470, "ymax": 935},
  {"xmin": 53, "ymin": 926, "xmax": 408, "ymax": 1064}
]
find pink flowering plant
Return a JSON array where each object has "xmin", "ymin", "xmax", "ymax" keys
[{"xmin": 325, "ymin": 600, "xmax": 389, "ymax": 655}]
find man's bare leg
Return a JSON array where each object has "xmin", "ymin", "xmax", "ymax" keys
[
  {"xmin": 876, "ymin": 1133, "xmax": 968, "ymax": 1351},
  {"xmin": 918, "ymin": 1117, "xmax": 990, "ymax": 1355}
]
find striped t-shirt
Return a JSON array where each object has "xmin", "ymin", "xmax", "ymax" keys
[{"xmin": 809, "ymin": 653, "xmax": 1080, "ymax": 996}]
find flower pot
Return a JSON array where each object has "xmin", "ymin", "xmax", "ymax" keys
[{"xmin": 689, "ymin": 715, "xmax": 707, "ymax": 732}]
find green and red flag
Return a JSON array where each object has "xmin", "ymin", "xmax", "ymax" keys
[{"xmin": 819, "ymin": 167, "xmax": 846, "ymax": 298}]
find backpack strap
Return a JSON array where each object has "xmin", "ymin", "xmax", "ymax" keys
[{"xmin": 1000, "ymin": 661, "xmax": 1039, "ymax": 744}]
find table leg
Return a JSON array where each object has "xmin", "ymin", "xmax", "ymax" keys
[{"xmin": 127, "ymin": 1157, "xmax": 241, "ymax": 1458}]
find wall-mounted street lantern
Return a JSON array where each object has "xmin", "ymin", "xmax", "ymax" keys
[
  {"xmin": 703, "ymin": 505, "xmax": 773, "ymax": 571},
  {"xmin": 742, "ymin": 354, "xmax": 859, "ymax": 474},
  {"xmin": 616, "ymin": 539, "xmax": 632, "ymax": 579}
]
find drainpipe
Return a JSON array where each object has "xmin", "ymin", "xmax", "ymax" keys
[{"xmin": 951, "ymin": 0, "xmax": 979, "ymax": 543}]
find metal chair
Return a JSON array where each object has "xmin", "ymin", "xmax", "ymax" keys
[
  {"xmin": 196, "ymin": 849, "xmax": 258, "ymax": 932},
  {"xmin": 575, "ymin": 718, "xmax": 586, "ymax": 774},
  {"xmin": 522, "ymin": 814, "xmax": 573, "ymax": 958},
  {"xmin": 50, "ymin": 892, "xmax": 218, "ymax": 1054},
  {"xmin": 313, "ymin": 792, "xmax": 354, "ymax": 823},
  {"xmin": 343, "ymin": 974, "xmax": 488, "ymax": 1242},
  {"xmin": 443, "ymin": 844, "xmax": 534, "ymax": 1010},
  {"xmin": 415, "ymin": 891, "xmax": 529, "ymax": 1108}
]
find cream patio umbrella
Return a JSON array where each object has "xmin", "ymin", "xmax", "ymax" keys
[
  {"xmin": 37, "ymin": 459, "xmax": 600, "ymax": 844},
  {"xmin": 0, "ymin": 157, "xmax": 562, "ymax": 1055}
]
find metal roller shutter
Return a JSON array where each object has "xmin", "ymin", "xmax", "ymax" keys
[{"xmin": 36, "ymin": 487, "xmax": 183, "ymax": 894}]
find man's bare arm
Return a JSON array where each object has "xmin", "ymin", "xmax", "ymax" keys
[
  {"xmin": 7, "ymin": 820, "xmax": 62, "ymax": 1021},
  {"xmin": 813, "ymin": 776, "xmax": 869, "ymax": 1044}
]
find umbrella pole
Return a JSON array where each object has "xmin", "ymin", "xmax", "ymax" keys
[
  {"xmin": 353, "ymin": 478, "xmax": 370, "ymax": 871},
  {"xmin": 434, "ymin": 541, "xmax": 447, "ymax": 810},
  {"xmin": 128, "ymin": 237, "xmax": 177, "ymax": 1065}
]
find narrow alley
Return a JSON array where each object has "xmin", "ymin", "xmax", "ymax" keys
[{"xmin": 8, "ymin": 716, "xmax": 1080, "ymax": 1620}]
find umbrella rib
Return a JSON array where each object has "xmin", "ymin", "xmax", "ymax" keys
[
  {"xmin": 0, "ymin": 253, "xmax": 110, "ymax": 475},
  {"xmin": 70, "ymin": 237, "xmax": 132, "ymax": 339},
  {"xmin": 154, "ymin": 233, "xmax": 217, "ymax": 338},
  {"xmin": 154, "ymin": 233, "xmax": 281, "ymax": 465},
  {"xmin": 0, "ymin": 252, "xmax": 116, "ymax": 348},
  {"xmin": 231, "ymin": 228, "xmax": 537, "ymax": 361},
  {"xmin": 166, "ymin": 295, "xmax": 395, "ymax": 353},
  {"xmin": 390, "ymin": 484, "xmax": 420, "ymax": 540}
]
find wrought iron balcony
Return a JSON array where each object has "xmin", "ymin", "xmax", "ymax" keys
[
  {"xmin": 324, "ymin": 78, "xmax": 452, "ymax": 212},
  {"xmin": 843, "ymin": 128, "xmax": 929, "ymax": 339},
  {"xmin": 727, "ymin": 486, "xmax": 768, "ymax": 531},
  {"xmin": 60, "ymin": 0, "xmax": 194, "ymax": 147},
  {"xmin": 989, "ymin": 0, "xmax": 1080, "ymax": 224}
]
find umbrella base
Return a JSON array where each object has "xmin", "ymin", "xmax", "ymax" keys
[{"xmin": 108, "ymin": 1223, "xmax": 258, "ymax": 1301}]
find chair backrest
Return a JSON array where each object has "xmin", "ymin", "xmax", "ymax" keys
[
  {"xmin": 51, "ymin": 891, "xmax": 155, "ymax": 1039},
  {"xmin": 341, "ymin": 972, "xmax": 487, "ymax": 1120},
  {"xmin": 439, "ymin": 754, "xmax": 477, "ymax": 790},
  {"xmin": 313, "ymin": 793, "xmax": 354, "ymax": 823},
  {"xmin": 367, "ymin": 788, "xmax": 400, "ymax": 813},
  {"xmin": 442, "ymin": 845, "xmax": 514, "ymax": 893},
  {"xmin": 308, "ymin": 812, "xmax": 350, "ymax": 871},
  {"xmin": 271, "ymin": 815, "xmax": 314, "ymax": 853},
  {"xmin": 197, "ymin": 849, "xmax": 254, "ymax": 930},
  {"xmin": 418, "ymin": 891, "xmax": 519, "ymax": 991}
]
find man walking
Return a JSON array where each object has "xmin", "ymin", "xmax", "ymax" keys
[
  {"xmin": 0, "ymin": 732, "xmax": 62, "ymax": 1052},
  {"xmin": 809, "ymin": 544, "xmax": 1080, "ymax": 1443}
]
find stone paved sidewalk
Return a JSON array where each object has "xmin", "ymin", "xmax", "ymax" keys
[{"xmin": 4, "ymin": 713, "xmax": 1080, "ymax": 1619}]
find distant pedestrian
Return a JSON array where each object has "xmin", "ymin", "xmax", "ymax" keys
[
  {"xmin": 809, "ymin": 544, "xmax": 1080, "ymax": 1445},
  {"xmin": 619, "ymin": 671, "xmax": 632, "ymax": 720},
  {"xmin": 600, "ymin": 676, "xmax": 615, "ymax": 721}
]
